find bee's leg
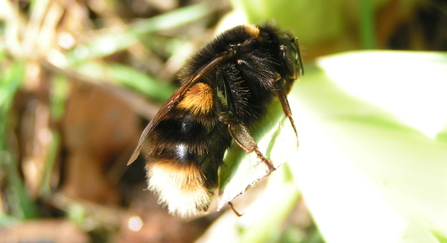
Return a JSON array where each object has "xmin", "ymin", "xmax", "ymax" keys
[
  {"xmin": 219, "ymin": 116, "xmax": 275, "ymax": 172},
  {"xmin": 273, "ymin": 74, "xmax": 299, "ymax": 146},
  {"xmin": 228, "ymin": 201, "xmax": 244, "ymax": 217}
]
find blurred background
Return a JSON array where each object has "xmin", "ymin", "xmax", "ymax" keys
[{"xmin": 1, "ymin": 0, "xmax": 447, "ymax": 242}]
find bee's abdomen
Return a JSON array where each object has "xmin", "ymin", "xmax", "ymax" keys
[{"xmin": 145, "ymin": 103, "xmax": 230, "ymax": 216}]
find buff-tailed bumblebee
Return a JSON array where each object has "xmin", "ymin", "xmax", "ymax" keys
[{"xmin": 127, "ymin": 24, "xmax": 304, "ymax": 217}]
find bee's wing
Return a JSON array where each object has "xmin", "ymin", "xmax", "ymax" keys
[{"xmin": 127, "ymin": 52, "xmax": 232, "ymax": 165}]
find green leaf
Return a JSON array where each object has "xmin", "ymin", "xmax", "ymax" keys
[
  {"xmin": 237, "ymin": 166, "xmax": 300, "ymax": 243},
  {"xmin": 218, "ymin": 99, "xmax": 299, "ymax": 210},
  {"xmin": 317, "ymin": 51, "xmax": 447, "ymax": 137},
  {"xmin": 288, "ymin": 51, "xmax": 447, "ymax": 242},
  {"xmin": 200, "ymin": 165, "xmax": 300, "ymax": 243}
]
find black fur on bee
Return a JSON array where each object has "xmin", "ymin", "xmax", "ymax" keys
[{"xmin": 128, "ymin": 24, "xmax": 304, "ymax": 217}]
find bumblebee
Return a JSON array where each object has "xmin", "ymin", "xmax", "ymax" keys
[{"xmin": 128, "ymin": 24, "xmax": 304, "ymax": 217}]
